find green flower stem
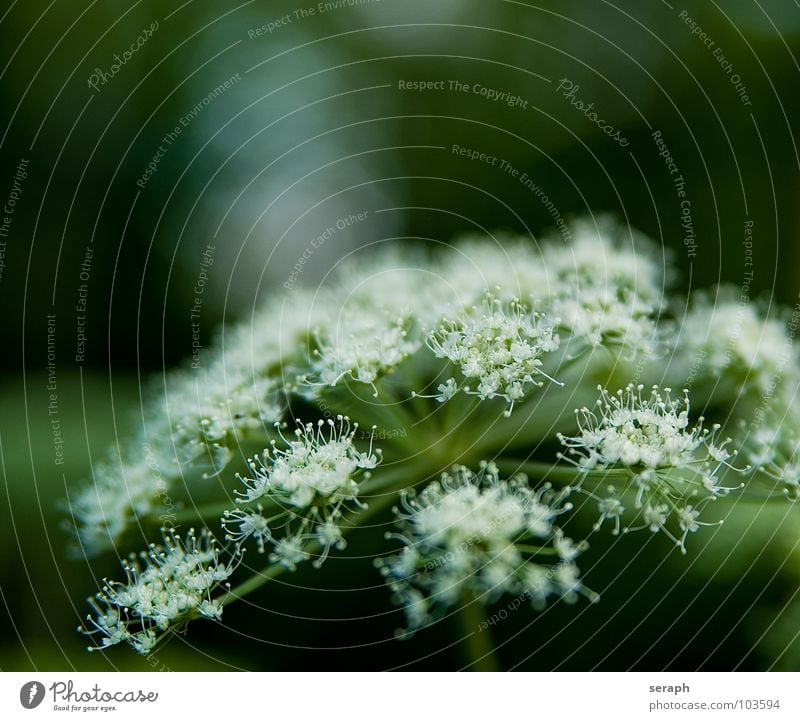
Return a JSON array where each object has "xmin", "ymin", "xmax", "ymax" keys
[
  {"xmin": 465, "ymin": 363, "xmax": 603, "ymax": 455},
  {"xmin": 442, "ymin": 383, "xmax": 482, "ymax": 433},
  {"xmin": 457, "ymin": 596, "xmax": 501, "ymax": 672},
  {"xmin": 216, "ymin": 561, "xmax": 289, "ymax": 607},
  {"xmin": 357, "ymin": 467, "xmax": 416, "ymax": 495},
  {"xmin": 218, "ymin": 490, "xmax": 396, "ymax": 607},
  {"xmin": 493, "ymin": 458, "xmax": 630, "ymax": 485},
  {"xmin": 402, "ymin": 360, "xmax": 437, "ymax": 421},
  {"xmin": 168, "ymin": 500, "xmax": 260, "ymax": 524},
  {"xmin": 515, "ymin": 544, "xmax": 559, "ymax": 555},
  {"xmin": 324, "ymin": 382, "xmax": 430, "ymax": 451}
]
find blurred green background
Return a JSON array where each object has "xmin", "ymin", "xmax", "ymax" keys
[{"xmin": 1, "ymin": 0, "xmax": 799, "ymax": 671}]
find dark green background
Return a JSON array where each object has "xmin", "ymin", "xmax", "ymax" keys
[{"xmin": 1, "ymin": 0, "xmax": 799, "ymax": 671}]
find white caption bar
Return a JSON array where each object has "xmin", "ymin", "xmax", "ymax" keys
[{"xmin": 0, "ymin": 671, "xmax": 796, "ymax": 720}]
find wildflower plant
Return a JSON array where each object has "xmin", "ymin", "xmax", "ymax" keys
[
  {"xmin": 377, "ymin": 462, "xmax": 596, "ymax": 631},
  {"xmin": 426, "ymin": 293, "xmax": 561, "ymax": 414},
  {"xmin": 222, "ymin": 416, "xmax": 380, "ymax": 567},
  {"xmin": 81, "ymin": 528, "xmax": 238, "ymax": 655},
  {"xmin": 66, "ymin": 217, "xmax": 800, "ymax": 664},
  {"xmin": 557, "ymin": 384, "xmax": 746, "ymax": 551}
]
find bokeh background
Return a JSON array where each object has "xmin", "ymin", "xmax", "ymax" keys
[{"xmin": 1, "ymin": 0, "xmax": 800, "ymax": 671}]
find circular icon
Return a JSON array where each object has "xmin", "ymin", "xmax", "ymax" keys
[{"xmin": 19, "ymin": 681, "xmax": 45, "ymax": 710}]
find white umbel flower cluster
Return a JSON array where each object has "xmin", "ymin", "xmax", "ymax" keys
[
  {"xmin": 676, "ymin": 290, "xmax": 795, "ymax": 396},
  {"xmin": 541, "ymin": 217, "xmax": 663, "ymax": 357},
  {"xmin": 68, "ymin": 218, "xmax": 667, "ymax": 557},
  {"xmin": 376, "ymin": 463, "xmax": 594, "ymax": 631},
  {"xmin": 82, "ymin": 528, "xmax": 236, "ymax": 655},
  {"xmin": 223, "ymin": 416, "xmax": 380, "ymax": 568},
  {"xmin": 447, "ymin": 220, "xmax": 664, "ymax": 349},
  {"xmin": 161, "ymin": 353, "xmax": 283, "ymax": 474},
  {"xmin": 300, "ymin": 250, "xmax": 442, "ymax": 395},
  {"xmin": 67, "ymin": 456, "xmax": 161, "ymax": 553},
  {"xmin": 310, "ymin": 310, "xmax": 418, "ymax": 392},
  {"xmin": 301, "ymin": 218, "xmax": 663, "ymax": 407},
  {"xmin": 558, "ymin": 384, "xmax": 745, "ymax": 551},
  {"xmin": 427, "ymin": 295, "xmax": 560, "ymax": 414},
  {"xmin": 68, "ymin": 337, "xmax": 284, "ymax": 555},
  {"xmin": 747, "ymin": 402, "xmax": 800, "ymax": 499},
  {"xmin": 68, "ymin": 215, "xmax": 800, "ymax": 661},
  {"xmin": 439, "ymin": 236, "xmax": 552, "ymax": 306}
]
